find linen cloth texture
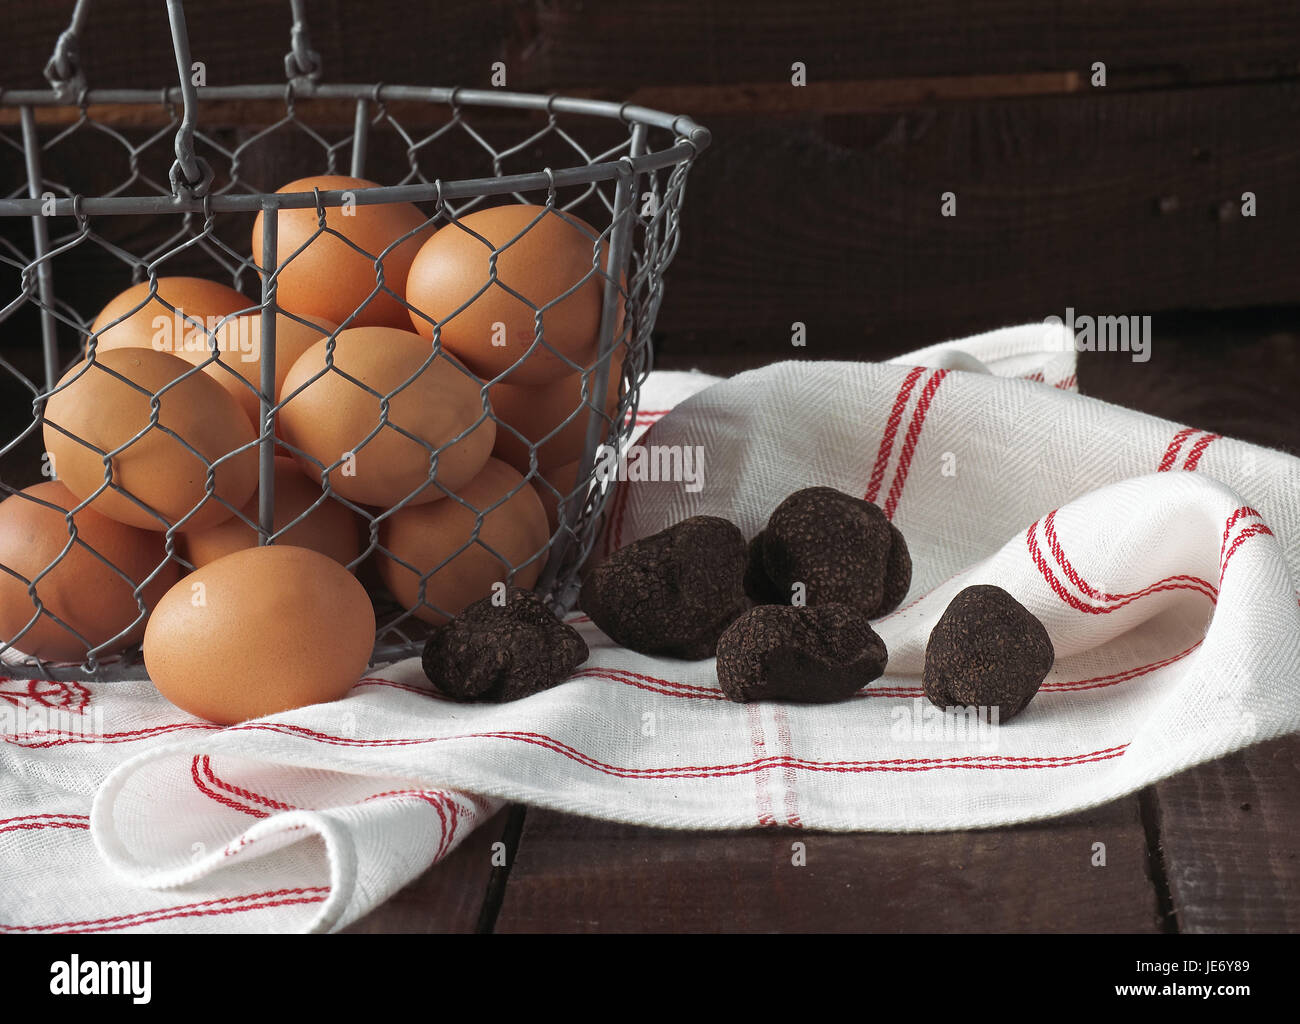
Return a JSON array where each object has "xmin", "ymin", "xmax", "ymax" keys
[{"xmin": 2, "ymin": 322, "xmax": 1296, "ymax": 932}]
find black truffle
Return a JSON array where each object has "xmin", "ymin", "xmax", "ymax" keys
[
  {"xmin": 579, "ymin": 515, "xmax": 749, "ymax": 659},
  {"xmin": 877, "ymin": 522, "xmax": 913, "ymax": 616},
  {"xmin": 716, "ymin": 603, "xmax": 888, "ymax": 703},
  {"xmin": 923, "ymin": 584, "xmax": 1054, "ymax": 722},
  {"xmin": 422, "ymin": 587, "xmax": 588, "ymax": 702},
  {"xmin": 760, "ymin": 487, "xmax": 893, "ymax": 615}
]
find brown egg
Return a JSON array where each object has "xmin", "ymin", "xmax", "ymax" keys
[
  {"xmin": 529, "ymin": 459, "xmax": 583, "ymax": 535},
  {"xmin": 86, "ymin": 280, "xmax": 324, "ymax": 429},
  {"xmin": 378, "ymin": 458, "xmax": 550, "ymax": 625},
  {"xmin": 209, "ymin": 313, "xmax": 335, "ymax": 428},
  {"xmin": 181, "ymin": 457, "xmax": 361, "ymax": 569},
  {"xmin": 0, "ymin": 481, "xmax": 180, "ymax": 661},
  {"xmin": 144, "ymin": 545, "xmax": 375, "ymax": 725},
  {"xmin": 490, "ymin": 344, "xmax": 625, "ymax": 474},
  {"xmin": 252, "ymin": 175, "xmax": 432, "ymax": 330},
  {"xmin": 405, "ymin": 204, "xmax": 620, "ymax": 385},
  {"xmin": 88, "ymin": 276, "xmax": 251, "ymax": 357},
  {"xmin": 278, "ymin": 326, "xmax": 495, "ymax": 508},
  {"xmin": 43, "ymin": 348, "xmax": 258, "ymax": 531}
]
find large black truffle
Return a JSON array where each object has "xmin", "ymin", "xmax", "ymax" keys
[
  {"xmin": 422, "ymin": 587, "xmax": 588, "ymax": 702},
  {"xmin": 759, "ymin": 487, "xmax": 894, "ymax": 615},
  {"xmin": 579, "ymin": 515, "xmax": 749, "ymax": 659},
  {"xmin": 716, "ymin": 603, "xmax": 888, "ymax": 703},
  {"xmin": 923, "ymin": 584, "xmax": 1054, "ymax": 722}
]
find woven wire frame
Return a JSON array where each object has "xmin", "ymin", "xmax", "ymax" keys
[{"xmin": 0, "ymin": 87, "xmax": 704, "ymax": 678}]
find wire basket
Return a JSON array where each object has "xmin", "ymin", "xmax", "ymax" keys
[{"xmin": 0, "ymin": 0, "xmax": 709, "ymax": 678}]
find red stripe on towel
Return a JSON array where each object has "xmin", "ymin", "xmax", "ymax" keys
[
  {"xmin": 865, "ymin": 366, "xmax": 925, "ymax": 504},
  {"xmin": 1157, "ymin": 427, "xmax": 1196, "ymax": 471},
  {"xmin": 883, "ymin": 369, "xmax": 950, "ymax": 520},
  {"xmin": 1182, "ymin": 433, "xmax": 1220, "ymax": 471}
]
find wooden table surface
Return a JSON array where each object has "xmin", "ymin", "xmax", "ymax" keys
[{"xmin": 348, "ymin": 313, "xmax": 1300, "ymax": 934}]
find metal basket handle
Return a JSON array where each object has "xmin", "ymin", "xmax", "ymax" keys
[
  {"xmin": 42, "ymin": 0, "xmax": 90, "ymax": 102},
  {"xmin": 42, "ymin": 0, "xmax": 323, "ymax": 199},
  {"xmin": 283, "ymin": 0, "xmax": 323, "ymax": 87}
]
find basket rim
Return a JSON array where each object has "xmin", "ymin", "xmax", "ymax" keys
[{"xmin": 0, "ymin": 83, "xmax": 711, "ymax": 218}]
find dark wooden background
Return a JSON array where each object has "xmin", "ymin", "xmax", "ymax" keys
[{"xmin": 3, "ymin": 0, "xmax": 1298, "ymax": 364}]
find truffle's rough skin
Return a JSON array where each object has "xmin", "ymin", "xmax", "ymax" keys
[
  {"xmin": 760, "ymin": 487, "xmax": 893, "ymax": 615},
  {"xmin": 579, "ymin": 515, "xmax": 749, "ymax": 659},
  {"xmin": 743, "ymin": 531, "xmax": 786, "ymax": 606},
  {"xmin": 716, "ymin": 603, "xmax": 888, "ymax": 703},
  {"xmin": 923, "ymin": 584, "xmax": 1055, "ymax": 722},
  {"xmin": 422, "ymin": 587, "xmax": 588, "ymax": 702},
  {"xmin": 876, "ymin": 522, "xmax": 913, "ymax": 616}
]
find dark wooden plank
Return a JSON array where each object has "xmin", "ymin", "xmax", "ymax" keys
[
  {"xmin": 3, "ymin": 0, "xmax": 517, "ymax": 91},
  {"xmin": 341, "ymin": 804, "xmax": 514, "ymax": 933},
  {"xmin": 7, "ymin": 1, "xmax": 1297, "ymax": 94},
  {"xmin": 1151, "ymin": 734, "xmax": 1300, "ymax": 933},
  {"xmin": 653, "ymin": 81, "xmax": 1300, "ymax": 359},
  {"xmin": 593, "ymin": 72, "xmax": 1083, "ymax": 116},
  {"xmin": 512, "ymin": 1, "xmax": 1300, "ymax": 91},
  {"xmin": 494, "ymin": 798, "xmax": 1159, "ymax": 933}
]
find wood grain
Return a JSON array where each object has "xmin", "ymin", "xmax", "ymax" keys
[
  {"xmin": 4, "ymin": 0, "xmax": 514, "ymax": 91},
  {"xmin": 1151, "ymin": 734, "xmax": 1300, "ymax": 933},
  {"xmin": 494, "ymin": 799, "xmax": 1160, "ymax": 933},
  {"xmin": 7, "ymin": 2, "xmax": 1297, "ymax": 93},
  {"xmin": 513, "ymin": 0, "xmax": 1300, "ymax": 91},
  {"xmin": 654, "ymin": 81, "xmax": 1300, "ymax": 359}
]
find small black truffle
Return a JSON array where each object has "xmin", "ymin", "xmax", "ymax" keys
[
  {"xmin": 422, "ymin": 587, "xmax": 588, "ymax": 702},
  {"xmin": 923, "ymin": 584, "xmax": 1054, "ymax": 722},
  {"xmin": 579, "ymin": 515, "xmax": 749, "ymax": 659},
  {"xmin": 716, "ymin": 603, "xmax": 888, "ymax": 703},
  {"xmin": 877, "ymin": 522, "xmax": 913, "ymax": 616},
  {"xmin": 760, "ymin": 487, "xmax": 893, "ymax": 615}
]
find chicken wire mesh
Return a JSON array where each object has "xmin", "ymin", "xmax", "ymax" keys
[{"xmin": 0, "ymin": 0, "xmax": 708, "ymax": 678}]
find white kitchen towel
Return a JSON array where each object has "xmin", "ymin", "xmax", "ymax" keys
[{"xmin": 2, "ymin": 322, "xmax": 1299, "ymax": 933}]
